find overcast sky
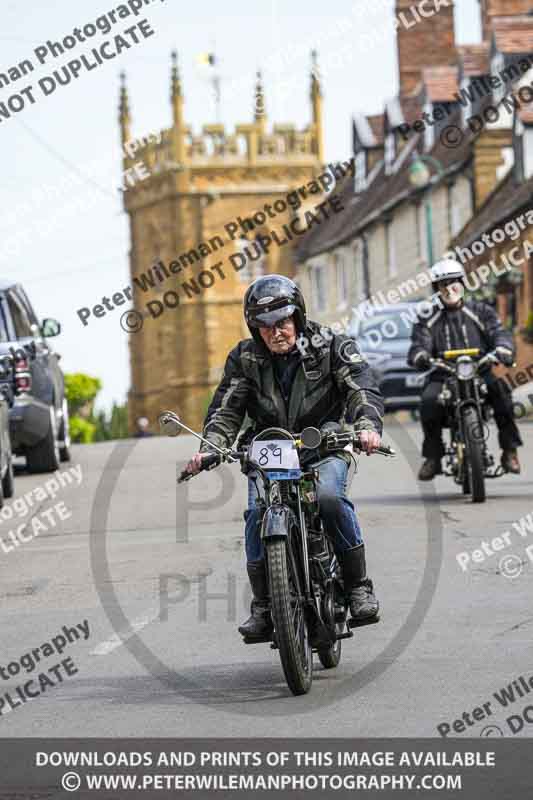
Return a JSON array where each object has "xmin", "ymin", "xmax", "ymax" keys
[{"xmin": 1, "ymin": 0, "xmax": 481, "ymax": 410}]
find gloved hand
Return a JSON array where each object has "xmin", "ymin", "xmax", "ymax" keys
[
  {"xmin": 413, "ymin": 350, "xmax": 432, "ymax": 371},
  {"xmin": 494, "ymin": 346, "xmax": 514, "ymax": 367}
]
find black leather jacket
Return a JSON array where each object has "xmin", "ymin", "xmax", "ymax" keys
[
  {"xmin": 200, "ymin": 320, "xmax": 384, "ymax": 455},
  {"xmin": 408, "ymin": 300, "xmax": 514, "ymax": 373}
]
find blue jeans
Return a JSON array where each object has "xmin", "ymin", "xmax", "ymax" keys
[{"xmin": 244, "ymin": 456, "xmax": 363, "ymax": 562}]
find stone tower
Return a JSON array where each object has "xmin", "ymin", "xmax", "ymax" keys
[
  {"xmin": 395, "ymin": 0, "xmax": 457, "ymax": 95},
  {"xmin": 121, "ymin": 54, "xmax": 325, "ymax": 431}
]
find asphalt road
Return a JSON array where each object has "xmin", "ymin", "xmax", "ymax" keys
[{"xmin": 0, "ymin": 421, "xmax": 532, "ymax": 738}]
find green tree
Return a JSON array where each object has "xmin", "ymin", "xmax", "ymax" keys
[
  {"xmin": 64, "ymin": 373, "xmax": 129, "ymax": 443},
  {"xmin": 64, "ymin": 373, "xmax": 102, "ymax": 415}
]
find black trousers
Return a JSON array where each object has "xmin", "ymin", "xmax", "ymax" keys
[{"xmin": 420, "ymin": 372, "xmax": 523, "ymax": 459}]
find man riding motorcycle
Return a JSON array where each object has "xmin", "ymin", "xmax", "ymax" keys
[
  {"xmin": 408, "ymin": 259, "xmax": 523, "ymax": 481},
  {"xmin": 185, "ymin": 274, "xmax": 385, "ymax": 639}
]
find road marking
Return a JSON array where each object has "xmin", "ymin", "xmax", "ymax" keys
[
  {"xmin": 90, "ymin": 589, "xmax": 193, "ymax": 655},
  {"xmin": 90, "ymin": 611, "xmax": 159, "ymax": 655}
]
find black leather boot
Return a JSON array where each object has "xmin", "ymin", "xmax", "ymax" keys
[
  {"xmin": 238, "ymin": 560, "xmax": 273, "ymax": 639},
  {"xmin": 418, "ymin": 459, "xmax": 442, "ymax": 481},
  {"xmin": 341, "ymin": 544, "xmax": 379, "ymax": 622}
]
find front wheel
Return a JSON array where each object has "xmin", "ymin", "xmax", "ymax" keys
[
  {"xmin": 267, "ymin": 538, "xmax": 313, "ymax": 696},
  {"xmin": 462, "ymin": 407, "xmax": 485, "ymax": 503}
]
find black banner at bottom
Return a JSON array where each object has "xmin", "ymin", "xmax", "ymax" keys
[{"xmin": 0, "ymin": 738, "xmax": 530, "ymax": 799}]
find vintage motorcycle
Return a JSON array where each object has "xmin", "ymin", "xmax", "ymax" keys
[
  {"xmin": 429, "ymin": 347, "xmax": 509, "ymax": 503},
  {"xmin": 159, "ymin": 410, "xmax": 395, "ymax": 696}
]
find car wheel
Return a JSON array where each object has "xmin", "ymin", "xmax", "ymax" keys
[
  {"xmin": 26, "ymin": 406, "xmax": 60, "ymax": 474},
  {"xmin": 58, "ymin": 397, "xmax": 72, "ymax": 462}
]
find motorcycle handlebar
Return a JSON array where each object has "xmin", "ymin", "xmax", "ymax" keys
[
  {"xmin": 431, "ymin": 350, "xmax": 500, "ymax": 373},
  {"xmin": 179, "ymin": 431, "xmax": 396, "ymax": 482}
]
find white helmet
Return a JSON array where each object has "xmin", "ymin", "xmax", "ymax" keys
[{"xmin": 430, "ymin": 258, "xmax": 465, "ymax": 284}]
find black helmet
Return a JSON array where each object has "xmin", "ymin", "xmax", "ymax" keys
[{"xmin": 244, "ymin": 275, "xmax": 306, "ymax": 342}]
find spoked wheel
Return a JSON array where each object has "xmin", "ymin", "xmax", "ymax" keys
[
  {"xmin": 267, "ymin": 538, "xmax": 313, "ymax": 696},
  {"xmin": 462, "ymin": 407, "xmax": 486, "ymax": 503}
]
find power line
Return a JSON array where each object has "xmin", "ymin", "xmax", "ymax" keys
[{"xmin": 16, "ymin": 119, "xmax": 126, "ymax": 206}]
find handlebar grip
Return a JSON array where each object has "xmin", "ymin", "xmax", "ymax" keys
[
  {"xmin": 375, "ymin": 444, "xmax": 396, "ymax": 457},
  {"xmin": 202, "ymin": 452, "xmax": 222, "ymax": 470},
  {"xmin": 178, "ymin": 452, "xmax": 222, "ymax": 484}
]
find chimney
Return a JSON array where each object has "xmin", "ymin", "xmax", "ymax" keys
[
  {"xmin": 396, "ymin": 0, "xmax": 456, "ymax": 96},
  {"xmin": 478, "ymin": 0, "xmax": 533, "ymax": 41}
]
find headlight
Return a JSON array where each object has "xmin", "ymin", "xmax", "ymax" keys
[{"xmin": 457, "ymin": 358, "xmax": 475, "ymax": 381}]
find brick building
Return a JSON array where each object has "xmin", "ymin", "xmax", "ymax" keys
[
  {"xmin": 121, "ymin": 54, "xmax": 325, "ymax": 430},
  {"xmin": 296, "ymin": 0, "xmax": 533, "ymax": 380}
]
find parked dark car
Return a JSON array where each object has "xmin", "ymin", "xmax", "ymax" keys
[
  {"xmin": 0, "ymin": 355, "xmax": 15, "ymax": 504},
  {"xmin": 349, "ymin": 302, "xmax": 427, "ymax": 413},
  {"xmin": 0, "ymin": 281, "xmax": 70, "ymax": 473}
]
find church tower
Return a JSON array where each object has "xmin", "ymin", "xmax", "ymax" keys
[{"xmin": 121, "ymin": 54, "xmax": 325, "ymax": 431}]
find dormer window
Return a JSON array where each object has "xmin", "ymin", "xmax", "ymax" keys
[
  {"xmin": 523, "ymin": 123, "xmax": 533, "ymax": 180},
  {"xmin": 460, "ymin": 78, "xmax": 473, "ymax": 128},
  {"xmin": 385, "ymin": 132, "xmax": 396, "ymax": 174},
  {"xmin": 355, "ymin": 150, "xmax": 366, "ymax": 193},
  {"xmin": 491, "ymin": 52, "xmax": 505, "ymax": 104},
  {"xmin": 423, "ymin": 102, "xmax": 434, "ymax": 151}
]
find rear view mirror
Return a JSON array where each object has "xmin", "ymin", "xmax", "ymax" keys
[
  {"xmin": 300, "ymin": 427, "xmax": 322, "ymax": 449},
  {"xmin": 41, "ymin": 318, "xmax": 61, "ymax": 337},
  {"xmin": 158, "ymin": 411, "xmax": 183, "ymax": 437}
]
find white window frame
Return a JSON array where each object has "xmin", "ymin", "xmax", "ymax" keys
[
  {"xmin": 311, "ymin": 264, "xmax": 327, "ymax": 313},
  {"xmin": 386, "ymin": 220, "xmax": 397, "ymax": 278},
  {"xmin": 354, "ymin": 150, "xmax": 366, "ymax": 193},
  {"xmin": 491, "ymin": 52, "xmax": 505, "ymax": 105},
  {"xmin": 335, "ymin": 252, "xmax": 349, "ymax": 310},
  {"xmin": 236, "ymin": 237, "xmax": 265, "ymax": 283},
  {"xmin": 448, "ymin": 182, "xmax": 461, "ymax": 237},
  {"xmin": 460, "ymin": 78, "xmax": 473, "ymax": 128},
  {"xmin": 524, "ymin": 126, "xmax": 533, "ymax": 180},
  {"xmin": 423, "ymin": 102, "xmax": 435, "ymax": 151}
]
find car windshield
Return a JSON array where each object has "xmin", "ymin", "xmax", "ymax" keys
[{"xmin": 358, "ymin": 310, "xmax": 415, "ymax": 342}]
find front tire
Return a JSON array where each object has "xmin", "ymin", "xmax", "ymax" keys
[
  {"xmin": 462, "ymin": 407, "xmax": 485, "ymax": 503},
  {"xmin": 267, "ymin": 538, "xmax": 313, "ymax": 696}
]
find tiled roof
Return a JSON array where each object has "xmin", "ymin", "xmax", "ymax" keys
[
  {"xmin": 421, "ymin": 66, "xmax": 460, "ymax": 102},
  {"xmin": 492, "ymin": 16, "xmax": 533, "ymax": 54},
  {"xmin": 294, "ymin": 173, "xmax": 356, "ymax": 262},
  {"xmin": 451, "ymin": 170, "xmax": 533, "ymax": 250},
  {"xmin": 296, "ymin": 103, "xmax": 476, "ymax": 262},
  {"xmin": 457, "ymin": 44, "xmax": 490, "ymax": 77}
]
